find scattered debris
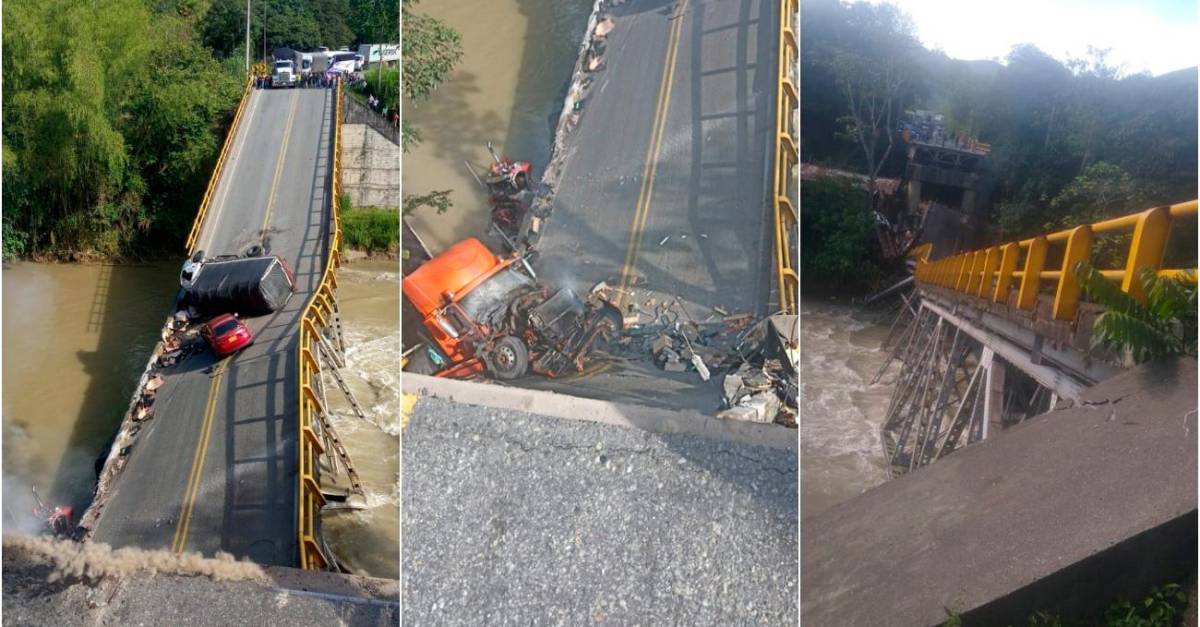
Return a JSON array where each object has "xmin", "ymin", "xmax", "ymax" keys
[
  {"xmin": 659, "ymin": 236, "xmax": 670, "ymax": 246},
  {"xmin": 713, "ymin": 305, "xmax": 729, "ymax": 316},
  {"xmin": 594, "ymin": 16, "xmax": 615, "ymax": 39}
]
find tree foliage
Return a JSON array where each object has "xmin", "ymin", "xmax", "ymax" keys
[
  {"xmin": 800, "ymin": 177, "xmax": 878, "ymax": 288},
  {"xmin": 202, "ymin": 0, "xmax": 325, "ymax": 59},
  {"xmin": 348, "ymin": 0, "xmax": 398, "ymax": 44},
  {"xmin": 3, "ymin": 0, "xmax": 241, "ymax": 257},
  {"xmin": 1077, "ymin": 262, "xmax": 1197, "ymax": 363}
]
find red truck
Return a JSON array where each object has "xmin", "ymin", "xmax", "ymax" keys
[{"xmin": 402, "ymin": 238, "xmax": 620, "ymax": 380}]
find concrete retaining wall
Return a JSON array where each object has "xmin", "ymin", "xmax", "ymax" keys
[{"xmin": 341, "ymin": 124, "xmax": 399, "ymax": 209}]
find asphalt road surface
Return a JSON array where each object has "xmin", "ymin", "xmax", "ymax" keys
[
  {"xmin": 91, "ymin": 85, "xmax": 335, "ymax": 566},
  {"xmin": 532, "ymin": 0, "xmax": 779, "ymax": 410},
  {"xmin": 402, "ymin": 395, "xmax": 798, "ymax": 624}
]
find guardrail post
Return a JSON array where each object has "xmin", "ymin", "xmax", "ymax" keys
[
  {"xmin": 978, "ymin": 246, "xmax": 1000, "ymax": 299},
  {"xmin": 994, "ymin": 242, "xmax": 1019, "ymax": 303},
  {"xmin": 1017, "ymin": 237, "xmax": 1047, "ymax": 311},
  {"xmin": 965, "ymin": 250, "xmax": 985, "ymax": 294},
  {"xmin": 1052, "ymin": 225, "xmax": 1093, "ymax": 321},
  {"xmin": 1121, "ymin": 206, "xmax": 1169, "ymax": 302},
  {"xmin": 955, "ymin": 255, "xmax": 971, "ymax": 292}
]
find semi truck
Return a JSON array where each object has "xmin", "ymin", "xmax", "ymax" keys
[
  {"xmin": 402, "ymin": 238, "xmax": 621, "ymax": 379},
  {"xmin": 181, "ymin": 254, "xmax": 296, "ymax": 317}
]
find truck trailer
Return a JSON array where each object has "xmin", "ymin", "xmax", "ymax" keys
[{"xmin": 183, "ymin": 255, "xmax": 296, "ymax": 317}]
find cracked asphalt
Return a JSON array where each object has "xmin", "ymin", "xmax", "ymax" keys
[{"xmin": 402, "ymin": 396, "xmax": 797, "ymax": 624}]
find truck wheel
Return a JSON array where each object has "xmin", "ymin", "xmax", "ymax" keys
[
  {"xmin": 245, "ymin": 244, "xmax": 264, "ymax": 258},
  {"xmin": 489, "ymin": 336, "xmax": 528, "ymax": 380}
]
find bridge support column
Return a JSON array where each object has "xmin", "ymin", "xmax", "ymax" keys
[{"xmin": 982, "ymin": 349, "xmax": 1006, "ymax": 440}]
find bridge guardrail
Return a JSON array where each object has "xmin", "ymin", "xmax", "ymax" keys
[
  {"xmin": 186, "ymin": 76, "xmax": 254, "ymax": 253},
  {"xmin": 772, "ymin": 0, "xmax": 798, "ymax": 315},
  {"xmin": 914, "ymin": 200, "xmax": 1198, "ymax": 321},
  {"xmin": 297, "ymin": 80, "xmax": 345, "ymax": 570}
]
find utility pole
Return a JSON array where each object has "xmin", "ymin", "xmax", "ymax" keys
[
  {"xmin": 262, "ymin": 1, "xmax": 267, "ymax": 63},
  {"xmin": 244, "ymin": 0, "xmax": 250, "ymax": 74}
]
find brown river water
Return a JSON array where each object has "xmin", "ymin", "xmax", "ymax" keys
[
  {"xmin": 402, "ymin": 0, "xmax": 594, "ymax": 254},
  {"xmin": 800, "ymin": 299, "xmax": 893, "ymax": 519},
  {"xmin": 1, "ymin": 259, "xmax": 399, "ymax": 579}
]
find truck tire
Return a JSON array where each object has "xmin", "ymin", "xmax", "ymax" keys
[{"xmin": 488, "ymin": 336, "xmax": 528, "ymax": 380}]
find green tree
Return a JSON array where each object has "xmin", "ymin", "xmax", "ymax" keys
[
  {"xmin": 3, "ymin": 0, "xmax": 240, "ymax": 257},
  {"xmin": 201, "ymin": 0, "xmax": 324, "ymax": 60},
  {"xmin": 800, "ymin": 176, "xmax": 878, "ymax": 288},
  {"xmin": 348, "ymin": 0, "xmax": 398, "ymax": 43}
]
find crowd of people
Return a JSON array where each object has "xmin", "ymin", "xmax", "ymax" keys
[
  {"xmin": 254, "ymin": 71, "xmax": 344, "ymax": 89},
  {"xmin": 360, "ymin": 86, "xmax": 399, "ymax": 132}
]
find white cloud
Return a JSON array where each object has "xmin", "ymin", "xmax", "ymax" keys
[{"xmin": 874, "ymin": 0, "xmax": 1198, "ymax": 75}]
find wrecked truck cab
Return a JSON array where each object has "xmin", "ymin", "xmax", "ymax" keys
[{"xmin": 402, "ymin": 238, "xmax": 620, "ymax": 380}]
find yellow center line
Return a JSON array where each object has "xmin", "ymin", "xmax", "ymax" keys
[
  {"xmin": 261, "ymin": 90, "xmax": 301, "ymax": 244},
  {"xmin": 617, "ymin": 0, "xmax": 690, "ymax": 307},
  {"xmin": 171, "ymin": 361, "xmax": 226, "ymax": 553}
]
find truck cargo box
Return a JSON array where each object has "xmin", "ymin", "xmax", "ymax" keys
[{"xmin": 185, "ymin": 256, "xmax": 295, "ymax": 317}]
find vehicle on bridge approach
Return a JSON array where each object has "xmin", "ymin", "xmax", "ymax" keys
[{"xmin": 271, "ymin": 59, "xmax": 296, "ymax": 88}]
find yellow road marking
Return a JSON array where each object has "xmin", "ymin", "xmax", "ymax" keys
[
  {"xmin": 616, "ymin": 0, "xmax": 690, "ymax": 306},
  {"xmin": 171, "ymin": 361, "xmax": 227, "ymax": 553},
  {"xmin": 261, "ymin": 90, "xmax": 301, "ymax": 244},
  {"xmin": 401, "ymin": 393, "xmax": 418, "ymax": 431}
]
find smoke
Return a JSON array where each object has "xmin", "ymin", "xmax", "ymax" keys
[{"xmin": 3, "ymin": 534, "xmax": 268, "ymax": 584}]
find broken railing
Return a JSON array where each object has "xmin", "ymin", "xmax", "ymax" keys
[
  {"xmin": 186, "ymin": 75, "xmax": 254, "ymax": 253},
  {"xmin": 772, "ymin": 0, "xmax": 798, "ymax": 315},
  {"xmin": 914, "ymin": 200, "xmax": 1198, "ymax": 318}
]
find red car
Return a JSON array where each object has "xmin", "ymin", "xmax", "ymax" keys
[{"xmin": 202, "ymin": 313, "xmax": 254, "ymax": 357}]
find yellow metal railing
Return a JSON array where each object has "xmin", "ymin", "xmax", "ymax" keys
[
  {"xmin": 297, "ymin": 80, "xmax": 345, "ymax": 570},
  {"xmin": 914, "ymin": 200, "xmax": 1198, "ymax": 320},
  {"xmin": 772, "ymin": 0, "xmax": 798, "ymax": 315},
  {"xmin": 186, "ymin": 76, "xmax": 255, "ymax": 253}
]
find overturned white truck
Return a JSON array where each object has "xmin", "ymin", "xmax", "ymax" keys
[{"xmin": 180, "ymin": 254, "xmax": 296, "ymax": 317}]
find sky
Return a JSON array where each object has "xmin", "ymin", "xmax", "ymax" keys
[{"xmin": 875, "ymin": 0, "xmax": 1198, "ymax": 76}]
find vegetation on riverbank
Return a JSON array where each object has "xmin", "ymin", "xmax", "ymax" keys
[
  {"xmin": 341, "ymin": 196, "xmax": 399, "ymax": 254},
  {"xmin": 3, "ymin": 0, "xmax": 398, "ymax": 261},
  {"xmin": 800, "ymin": 176, "xmax": 884, "ymax": 293}
]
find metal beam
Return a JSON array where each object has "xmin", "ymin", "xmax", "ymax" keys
[{"xmin": 922, "ymin": 300, "xmax": 1087, "ymax": 403}]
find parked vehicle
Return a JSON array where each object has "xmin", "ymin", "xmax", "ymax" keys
[
  {"xmin": 271, "ymin": 60, "xmax": 296, "ymax": 88},
  {"xmin": 182, "ymin": 254, "xmax": 295, "ymax": 317},
  {"xmin": 202, "ymin": 313, "xmax": 254, "ymax": 357}
]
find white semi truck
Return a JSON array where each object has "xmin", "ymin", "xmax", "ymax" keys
[{"xmin": 271, "ymin": 59, "xmax": 296, "ymax": 88}]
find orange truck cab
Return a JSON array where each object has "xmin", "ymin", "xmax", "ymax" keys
[{"xmin": 402, "ymin": 238, "xmax": 533, "ymax": 371}]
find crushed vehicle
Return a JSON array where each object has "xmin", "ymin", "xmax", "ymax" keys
[
  {"xmin": 181, "ymin": 253, "xmax": 295, "ymax": 317},
  {"xmin": 465, "ymin": 142, "xmax": 534, "ymax": 242},
  {"xmin": 402, "ymin": 237, "xmax": 622, "ymax": 380}
]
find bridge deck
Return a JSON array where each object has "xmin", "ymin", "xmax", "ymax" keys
[
  {"xmin": 527, "ymin": 0, "xmax": 779, "ymax": 411},
  {"xmin": 90, "ymin": 87, "xmax": 334, "ymax": 566},
  {"xmin": 802, "ymin": 357, "xmax": 1197, "ymax": 625}
]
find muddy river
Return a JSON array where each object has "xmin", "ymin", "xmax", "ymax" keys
[
  {"xmin": 800, "ymin": 299, "xmax": 893, "ymax": 519},
  {"xmin": 1, "ymin": 259, "xmax": 399, "ymax": 578},
  {"xmin": 402, "ymin": 0, "xmax": 594, "ymax": 254}
]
